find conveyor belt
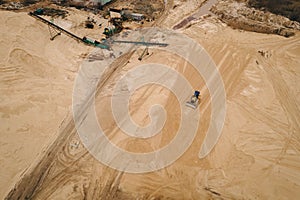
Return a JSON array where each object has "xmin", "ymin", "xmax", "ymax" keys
[
  {"xmin": 28, "ymin": 12, "xmax": 110, "ymax": 49},
  {"xmin": 112, "ymin": 40, "xmax": 169, "ymax": 47}
]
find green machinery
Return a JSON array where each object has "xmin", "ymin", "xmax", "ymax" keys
[
  {"xmin": 103, "ymin": 18, "xmax": 123, "ymax": 38},
  {"xmin": 82, "ymin": 37, "xmax": 109, "ymax": 49}
]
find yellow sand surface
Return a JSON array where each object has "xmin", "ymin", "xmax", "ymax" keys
[{"xmin": 1, "ymin": 1, "xmax": 300, "ymax": 199}]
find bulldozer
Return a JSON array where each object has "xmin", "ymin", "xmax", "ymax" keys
[{"xmin": 186, "ymin": 90, "xmax": 200, "ymax": 109}]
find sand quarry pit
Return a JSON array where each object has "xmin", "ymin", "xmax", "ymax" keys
[{"xmin": 1, "ymin": 0, "xmax": 300, "ymax": 199}]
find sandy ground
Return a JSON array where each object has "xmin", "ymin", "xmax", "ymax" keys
[
  {"xmin": 1, "ymin": 0, "xmax": 300, "ymax": 199},
  {"xmin": 0, "ymin": 10, "xmax": 91, "ymax": 198}
]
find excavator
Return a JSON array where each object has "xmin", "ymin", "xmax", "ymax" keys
[{"xmin": 186, "ymin": 90, "xmax": 200, "ymax": 109}]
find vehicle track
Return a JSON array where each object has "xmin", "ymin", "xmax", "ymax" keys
[{"xmin": 5, "ymin": 1, "xmax": 173, "ymax": 199}]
